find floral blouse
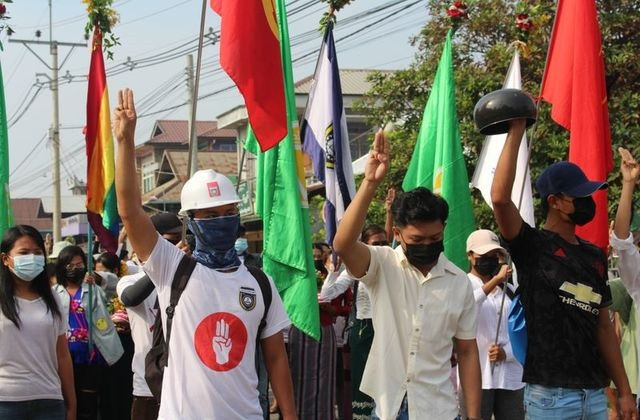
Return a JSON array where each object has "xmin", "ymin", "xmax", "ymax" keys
[{"xmin": 67, "ymin": 287, "xmax": 106, "ymax": 365}]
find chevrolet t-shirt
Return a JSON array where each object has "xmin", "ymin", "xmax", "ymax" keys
[{"xmin": 504, "ymin": 223, "xmax": 612, "ymax": 388}]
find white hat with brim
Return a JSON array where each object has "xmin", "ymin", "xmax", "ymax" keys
[
  {"xmin": 466, "ymin": 229, "xmax": 506, "ymax": 255},
  {"xmin": 49, "ymin": 241, "xmax": 71, "ymax": 260}
]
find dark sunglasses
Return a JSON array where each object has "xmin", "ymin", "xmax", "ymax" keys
[{"xmin": 370, "ymin": 241, "xmax": 389, "ymax": 247}]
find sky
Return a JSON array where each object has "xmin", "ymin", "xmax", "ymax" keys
[{"xmin": 3, "ymin": 0, "xmax": 425, "ymax": 198}]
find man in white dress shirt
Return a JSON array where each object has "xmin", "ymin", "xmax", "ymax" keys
[
  {"xmin": 466, "ymin": 229, "xmax": 524, "ymax": 420},
  {"xmin": 333, "ymin": 130, "xmax": 481, "ymax": 420}
]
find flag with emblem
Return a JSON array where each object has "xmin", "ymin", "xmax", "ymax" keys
[
  {"xmin": 85, "ymin": 28, "xmax": 119, "ymax": 253},
  {"xmin": 210, "ymin": 0, "xmax": 287, "ymax": 152},
  {"xmin": 540, "ymin": 0, "xmax": 612, "ymax": 251},
  {"xmin": 245, "ymin": 0, "xmax": 320, "ymax": 340},
  {"xmin": 301, "ymin": 21, "xmax": 355, "ymax": 248},
  {"xmin": 402, "ymin": 29, "xmax": 475, "ymax": 270},
  {"xmin": 0, "ymin": 61, "xmax": 12, "ymax": 237}
]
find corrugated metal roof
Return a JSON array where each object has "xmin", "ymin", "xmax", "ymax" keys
[
  {"xmin": 41, "ymin": 196, "xmax": 87, "ymax": 214},
  {"xmin": 147, "ymin": 120, "xmax": 237, "ymax": 144},
  {"xmin": 11, "ymin": 198, "xmax": 52, "ymax": 230},
  {"xmin": 294, "ymin": 68, "xmax": 395, "ymax": 95}
]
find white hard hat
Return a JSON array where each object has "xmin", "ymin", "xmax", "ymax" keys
[{"xmin": 179, "ymin": 169, "xmax": 240, "ymax": 216}]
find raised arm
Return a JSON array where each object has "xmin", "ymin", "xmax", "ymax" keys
[
  {"xmin": 114, "ymin": 88, "xmax": 157, "ymax": 261},
  {"xmin": 614, "ymin": 147, "xmax": 639, "ymax": 240},
  {"xmin": 490, "ymin": 119, "xmax": 527, "ymax": 240},
  {"xmin": 612, "ymin": 148, "xmax": 640, "ymax": 301},
  {"xmin": 333, "ymin": 130, "xmax": 389, "ymax": 278}
]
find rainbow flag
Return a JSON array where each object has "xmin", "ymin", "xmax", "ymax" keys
[{"xmin": 85, "ymin": 28, "xmax": 119, "ymax": 253}]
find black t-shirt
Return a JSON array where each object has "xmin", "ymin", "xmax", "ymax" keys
[{"xmin": 504, "ymin": 223, "xmax": 612, "ymax": 388}]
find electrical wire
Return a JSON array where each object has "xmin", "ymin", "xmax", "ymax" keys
[
  {"xmin": 8, "ymin": 85, "xmax": 44, "ymax": 128},
  {"xmin": 5, "ymin": 49, "xmax": 28, "ymax": 85},
  {"xmin": 118, "ymin": 0, "xmax": 194, "ymax": 27},
  {"xmin": 9, "ymin": 132, "xmax": 48, "ymax": 177},
  {"xmin": 9, "ymin": 0, "xmax": 424, "ymax": 192}
]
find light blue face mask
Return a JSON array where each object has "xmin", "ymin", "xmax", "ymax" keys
[
  {"xmin": 235, "ymin": 237, "xmax": 248, "ymax": 255},
  {"xmin": 188, "ymin": 214, "xmax": 241, "ymax": 270},
  {"xmin": 10, "ymin": 254, "xmax": 45, "ymax": 281}
]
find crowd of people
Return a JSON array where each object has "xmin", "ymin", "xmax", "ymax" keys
[{"xmin": 1, "ymin": 87, "xmax": 640, "ymax": 420}]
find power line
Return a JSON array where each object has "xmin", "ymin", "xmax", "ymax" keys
[
  {"xmin": 119, "ymin": 0, "xmax": 194, "ymax": 27},
  {"xmin": 11, "ymin": 0, "xmax": 132, "ymax": 31},
  {"xmin": 9, "ymin": 132, "xmax": 48, "ymax": 177},
  {"xmin": 9, "ymin": 1, "xmax": 424, "ymax": 192},
  {"xmin": 8, "ymin": 84, "xmax": 44, "ymax": 128},
  {"xmin": 5, "ymin": 49, "xmax": 29, "ymax": 84}
]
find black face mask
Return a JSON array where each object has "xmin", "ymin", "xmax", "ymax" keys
[
  {"xmin": 314, "ymin": 259, "xmax": 325, "ymax": 272},
  {"xmin": 569, "ymin": 196, "xmax": 596, "ymax": 226},
  {"xmin": 65, "ymin": 267, "xmax": 86, "ymax": 283},
  {"xmin": 474, "ymin": 257, "xmax": 501, "ymax": 277},
  {"xmin": 404, "ymin": 240, "xmax": 444, "ymax": 267}
]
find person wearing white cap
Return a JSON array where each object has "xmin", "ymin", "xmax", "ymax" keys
[
  {"xmin": 465, "ymin": 229, "xmax": 523, "ymax": 420},
  {"xmin": 112, "ymin": 88, "xmax": 295, "ymax": 420},
  {"xmin": 48, "ymin": 240, "xmax": 72, "ymax": 262}
]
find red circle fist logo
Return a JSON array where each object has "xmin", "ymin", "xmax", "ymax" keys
[{"xmin": 194, "ymin": 312, "xmax": 248, "ymax": 372}]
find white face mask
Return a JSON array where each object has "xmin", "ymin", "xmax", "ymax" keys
[{"xmin": 10, "ymin": 254, "xmax": 46, "ymax": 282}]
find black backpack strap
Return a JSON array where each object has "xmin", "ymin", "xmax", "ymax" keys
[
  {"xmin": 164, "ymin": 255, "xmax": 197, "ymax": 361},
  {"xmin": 246, "ymin": 266, "xmax": 272, "ymax": 339}
]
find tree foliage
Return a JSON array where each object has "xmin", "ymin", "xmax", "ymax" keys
[{"xmin": 358, "ymin": 0, "xmax": 640, "ymax": 230}]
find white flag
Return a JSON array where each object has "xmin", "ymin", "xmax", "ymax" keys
[
  {"xmin": 471, "ymin": 50, "xmax": 535, "ymax": 226},
  {"xmin": 300, "ymin": 23, "xmax": 356, "ymax": 244}
]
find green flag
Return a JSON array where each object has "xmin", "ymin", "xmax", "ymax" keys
[
  {"xmin": 402, "ymin": 29, "xmax": 475, "ymax": 270},
  {"xmin": 0, "ymin": 62, "xmax": 12, "ymax": 237},
  {"xmin": 245, "ymin": 0, "xmax": 320, "ymax": 340}
]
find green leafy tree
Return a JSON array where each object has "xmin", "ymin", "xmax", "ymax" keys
[{"xmin": 359, "ymin": 0, "xmax": 640, "ymax": 230}]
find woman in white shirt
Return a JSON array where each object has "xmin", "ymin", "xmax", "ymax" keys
[
  {"xmin": 465, "ymin": 229, "xmax": 524, "ymax": 420},
  {"xmin": 0, "ymin": 225, "xmax": 76, "ymax": 420}
]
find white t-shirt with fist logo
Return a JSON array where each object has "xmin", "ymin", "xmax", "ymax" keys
[{"xmin": 143, "ymin": 236, "xmax": 290, "ymax": 420}]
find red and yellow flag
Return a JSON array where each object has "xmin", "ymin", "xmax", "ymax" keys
[
  {"xmin": 210, "ymin": 0, "xmax": 287, "ymax": 152},
  {"xmin": 86, "ymin": 28, "xmax": 119, "ymax": 253},
  {"xmin": 540, "ymin": 0, "xmax": 612, "ymax": 251}
]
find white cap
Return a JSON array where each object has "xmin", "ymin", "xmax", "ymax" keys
[
  {"xmin": 466, "ymin": 229, "xmax": 506, "ymax": 255},
  {"xmin": 179, "ymin": 169, "xmax": 241, "ymax": 216},
  {"xmin": 49, "ymin": 241, "xmax": 71, "ymax": 259}
]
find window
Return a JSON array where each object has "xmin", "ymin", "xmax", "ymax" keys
[
  {"xmin": 141, "ymin": 161, "xmax": 157, "ymax": 193},
  {"xmin": 349, "ymin": 126, "xmax": 372, "ymax": 160},
  {"xmin": 212, "ymin": 139, "xmax": 237, "ymax": 152}
]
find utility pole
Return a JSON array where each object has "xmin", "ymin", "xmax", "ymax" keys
[
  {"xmin": 9, "ymin": 0, "xmax": 85, "ymax": 241},
  {"xmin": 186, "ymin": 0, "xmax": 208, "ymax": 178},
  {"xmin": 186, "ymin": 54, "xmax": 198, "ymax": 177}
]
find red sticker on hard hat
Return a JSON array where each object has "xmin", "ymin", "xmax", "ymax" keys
[{"xmin": 207, "ymin": 182, "xmax": 221, "ymax": 197}]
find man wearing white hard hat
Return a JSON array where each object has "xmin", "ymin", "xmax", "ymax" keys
[
  {"xmin": 112, "ymin": 88, "xmax": 295, "ymax": 420},
  {"xmin": 465, "ymin": 229, "xmax": 523, "ymax": 420}
]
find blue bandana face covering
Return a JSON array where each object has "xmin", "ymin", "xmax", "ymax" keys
[{"xmin": 188, "ymin": 214, "xmax": 241, "ymax": 270}]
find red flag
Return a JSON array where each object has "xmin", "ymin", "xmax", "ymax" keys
[
  {"xmin": 540, "ymin": 0, "xmax": 612, "ymax": 251},
  {"xmin": 210, "ymin": 0, "xmax": 287, "ymax": 152}
]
